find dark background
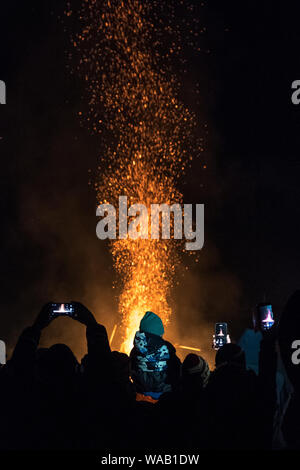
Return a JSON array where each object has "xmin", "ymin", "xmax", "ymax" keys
[{"xmin": 0, "ymin": 0, "xmax": 299, "ymax": 358}]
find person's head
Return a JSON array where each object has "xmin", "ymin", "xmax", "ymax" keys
[
  {"xmin": 139, "ymin": 311, "xmax": 164, "ymax": 337},
  {"xmin": 182, "ymin": 354, "xmax": 210, "ymax": 390},
  {"xmin": 112, "ymin": 351, "xmax": 130, "ymax": 378},
  {"xmin": 215, "ymin": 343, "xmax": 246, "ymax": 370},
  {"xmin": 278, "ymin": 290, "xmax": 300, "ymax": 391},
  {"xmin": 36, "ymin": 343, "xmax": 78, "ymax": 386}
]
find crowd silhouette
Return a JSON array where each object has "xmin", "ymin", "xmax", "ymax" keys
[{"xmin": 0, "ymin": 293, "xmax": 300, "ymax": 451}]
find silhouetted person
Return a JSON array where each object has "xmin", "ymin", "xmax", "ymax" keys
[
  {"xmin": 157, "ymin": 353, "xmax": 210, "ymax": 449},
  {"xmin": 127, "ymin": 312, "xmax": 181, "ymax": 449},
  {"xmin": 0, "ymin": 302, "xmax": 133, "ymax": 450},
  {"xmin": 182, "ymin": 353, "xmax": 210, "ymax": 397},
  {"xmin": 205, "ymin": 339, "xmax": 276, "ymax": 450}
]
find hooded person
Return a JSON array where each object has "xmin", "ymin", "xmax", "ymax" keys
[
  {"xmin": 129, "ymin": 311, "xmax": 181, "ymax": 400},
  {"xmin": 182, "ymin": 354, "xmax": 210, "ymax": 396}
]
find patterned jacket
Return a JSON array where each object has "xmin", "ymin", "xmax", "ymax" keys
[{"xmin": 130, "ymin": 331, "xmax": 181, "ymax": 399}]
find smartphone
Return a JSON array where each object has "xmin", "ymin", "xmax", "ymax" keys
[
  {"xmin": 50, "ymin": 303, "xmax": 75, "ymax": 319},
  {"xmin": 214, "ymin": 322, "xmax": 228, "ymax": 349},
  {"xmin": 0, "ymin": 340, "xmax": 6, "ymax": 365},
  {"xmin": 255, "ymin": 303, "xmax": 274, "ymax": 331}
]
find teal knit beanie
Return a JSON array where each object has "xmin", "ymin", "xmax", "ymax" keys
[{"xmin": 140, "ymin": 311, "xmax": 164, "ymax": 337}]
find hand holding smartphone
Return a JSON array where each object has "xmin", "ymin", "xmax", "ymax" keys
[
  {"xmin": 213, "ymin": 322, "xmax": 229, "ymax": 350},
  {"xmin": 49, "ymin": 303, "xmax": 75, "ymax": 319},
  {"xmin": 254, "ymin": 303, "xmax": 275, "ymax": 331},
  {"xmin": 33, "ymin": 302, "xmax": 96, "ymax": 330},
  {"xmin": 70, "ymin": 302, "xmax": 97, "ymax": 327}
]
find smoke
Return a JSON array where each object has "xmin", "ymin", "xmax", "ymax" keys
[
  {"xmin": 162, "ymin": 241, "xmax": 241, "ymax": 368},
  {"xmin": 0, "ymin": 31, "xmax": 120, "ymax": 359},
  {"xmin": 1, "ymin": 1, "xmax": 244, "ymax": 369}
]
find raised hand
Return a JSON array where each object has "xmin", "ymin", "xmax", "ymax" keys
[
  {"xmin": 71, "ymin": 301, "xmax": 97, "ymax": 327},
  {"xmin": 32, "ymin": 302, "xmax": 54, "ymax": 330}
]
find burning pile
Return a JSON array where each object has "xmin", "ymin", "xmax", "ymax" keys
[{"xmin": 67, "ymin": 0, "xmax": 202, "ymax": 353}]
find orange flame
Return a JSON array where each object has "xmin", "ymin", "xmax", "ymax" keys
[{"xmin": 69, "ymin": 0, "xmax": 202, "ymax": 354}]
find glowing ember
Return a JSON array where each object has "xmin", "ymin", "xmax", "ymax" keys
[
  {"xmin": 109, "ymin": 323, "xmax": 118, "ymax": 346},
  {"xmin": 177, "ymin": 345, "xmax": 201, "ymax": 352},
  {"xmin": 67, "ymin": 0, "xmax": 202, "ymax": 353}
]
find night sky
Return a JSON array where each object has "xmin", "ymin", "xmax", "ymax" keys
[{"xmin": 1, "ymin": 1, "xmax": 300, "ymax": 357}]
